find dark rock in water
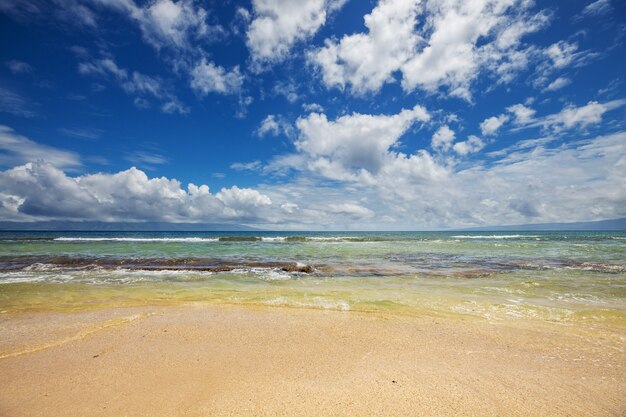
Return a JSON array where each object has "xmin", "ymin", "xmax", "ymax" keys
[
  {"xmin": 1, "ymin": 255, "xmax": 316, "ymax": 274},
  {"xmin": 281, "ymin": 263, "xmax": 313, "ymax": 273}
]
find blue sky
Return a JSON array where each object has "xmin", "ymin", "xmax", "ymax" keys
[{"xmin": 0, "ymin": 0, "xmax": 625, "ymax": 229}]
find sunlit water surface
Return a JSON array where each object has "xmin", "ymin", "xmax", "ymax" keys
[{"xmin": 1, "ymin": 231, "xmax": 624, "ymax": 326}]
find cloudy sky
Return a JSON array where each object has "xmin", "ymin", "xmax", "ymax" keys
[{"xmin": 0, "ymin": 0, "xmax": 625, "ymax": 229}]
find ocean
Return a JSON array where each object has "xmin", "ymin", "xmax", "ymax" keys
[{"xmin": 1, "ymin": 230, "xmax": 625, "ymax": 324}]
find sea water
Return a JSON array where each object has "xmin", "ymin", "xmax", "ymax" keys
[{"xmin": 0, "ymin": 231, "xmax": 624, "ymax": 324}]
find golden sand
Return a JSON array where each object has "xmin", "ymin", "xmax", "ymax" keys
[{"xmin": 0, "ymin": 304, "xmax": 624, "ymax": 416}]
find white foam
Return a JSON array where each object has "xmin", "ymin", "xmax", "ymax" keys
[
  {"xmin": 230, "ymin": 267, "xmax": 293, "ymax": 281},
  {"xmin": 452, "ymin": 235, "xmax": 539, "ymax": 239},
  {"xmin": 307, "ymin": 236, "xmax": 357, "ymax": 241},
  {"xmin": 54, "ymin": 237, "xmax": 219, "ymax": 242},
  {"xmin": 264, "ymin": 296, "xmax": 350, "ymax": 311}
]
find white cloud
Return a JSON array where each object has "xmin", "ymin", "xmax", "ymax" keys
[
  {"xmin": 293, "ymin": 104, "xmax": 430, "ymax": 177},
  {"xmin": 190, "ymin": 58, "xmax": 243, "ymax": 95},
  {"xmin": 0, "ymin": 161, "xmax": 275, "ymax": 222},
  {"xmin": 1, "ymin": 124, "xmax": 625, "ymax": 229},
  {"xmin": 92, "ymin": 0, "xmax": 231, "ymax": 100},
  {"xmin": 544, "ymin": 101, "xmax": 618, "ymax": 131},
  {"xmin": 0, "ymin": 159, "xmax": 383, "ymax": 226},
  {"xmin": 431, "ymin": 125, "xmax": 455, "ymax": 151},
  {"xmin": 246, "ymin": 0, "xmax": 347, "ymax": 66},
  {"xmin": 302, "ymin": 103, "xmax": 324, "ymax": 113},
  {"xmin": 308, "ymin": 0, "xmax": 420, "ymax": 95},
  {"xmin": 5, "ymin": 60, "xmax": 33, "ymax": 74},
  {"xmin": 0, "ymin": 125, "xmax": 81, "ymax": 170},
  {"xmin": 453, "ymin": 135, "xmax": 484, "ymax": 155},
  {"xmin": 581, "ymin": 0, "xmax": 612, "ymax": 18},
  {"xmin": 310, "ymin": 0, "xmax": 550, "ymax": 98},
  {"xmin": 54, "ymin": 0, "xmax": 97, "ymax": 27},
  {"xmin": 257, "ymin": 115, "xmax": 293, "ymax": 137},
  {"xmin": 544, "ymin": 77, "xmax": 571, "ymax": 92},
  {"xmin": 78, "ymin": 56, "xmax": 188, "ymax": 112},
  {"xmin": 272, "ymin": 81, "xmax": 299, "ymax": 103},
  {"xmin": 78, "ymin": 57, "xmax": 127, "ymax": 79},
  {"xmin": 231, "ymin": 161, "xmax": 262, "ymax": 171},
  {"xmin": 507, "ymin": 103, "xmax": 536, "ymax": 125},
  {"xmin": 480, "ymin": 114, "xmax": 509, "ymax": 136},
  {"xmin": 216, "ymin": 186, "xmax": 271, "ymax": 212},
  {"xmin": 161, "ymin": 99, "xmax": 189, "ymax": 114},
  {"xmin": 325, "ymin": 203, "xmax": 374, "ymax": 220},
  {"xmin": 93, "ymin": 0, "xmax": 223, "ymax": 53},
  {"xmin": 520, "ymin": 100, "xmax": 626, "ymax": 132},
  {"xmin": 533, "ymin": 41, "xmax": 597, "ymax": 89},
  {"xmin": 0, "ymin": 87, "xmax": 36, "ymax": 118},
  {"xmin": 124, "ymin": 150, "xmax": 168, "ymax": 170},
  {"xmin": 545, "ymin": 41, "xmax": 579, "ymax": 69},
  {"xmin": 0, "ymin": 0, "xmax": 97, "ymax": 27},
  {"xmin": 58, "ymin": 127, "xmax": 103, "ymax": 140}
]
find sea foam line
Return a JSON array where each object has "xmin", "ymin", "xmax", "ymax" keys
[
  {"xmin": 54, "ymin": 237, "xmax": 219, "ymax": 242},
  {"xmin": 452, "ymin": 235, "xmax": 539, "ymax": 239}
]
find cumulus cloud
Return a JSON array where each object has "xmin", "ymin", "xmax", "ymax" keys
[
  {"xmin": 0, "ymin": 159, "xmax": 386, "ymax": 227},
  {"xmin": 262, "ymin": 129, "xmax": 626, "ymax": 229},
  {"xmin": 507, "ymin": 103, "xmax": 536, "ymax": 125},
  {"xmin": 431, "ymin": 125, "xmax": 455, "ymax": 151},
  {"xmin": 310, "ymin": 0, "xmax": 550, "ymax": 98},
  {"xmin": 190, "ymin": 58, "xmax": 243, "ymax": 95},
  {"xmin": 308, "ymin": 0, "xmax": 420, "ymax": 95},
  {"xmin": 480, "ymin": 114, "xmax": 509, "ymax": 136},
  {"xmin": 1, "ymin": 121, "xmax": 625, "ymax": 228},
  {"xmin": 246, "ymin": 0, "xmax": 347, "ymax": 66},
  {"xmin": 452, "ymin": 135, "xmax": 484, "ymax": 155},
  {"xmin": 0, "ymin": 161, "xmax": 275, "ymax": 222},
  {"xmin": 291, "ymin": 104, "xmax": 430, "ymax": 178}
]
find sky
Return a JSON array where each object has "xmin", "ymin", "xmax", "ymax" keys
[{"xmin": 0, "ymin": 0, "xmax": 625, "ymax": 230}]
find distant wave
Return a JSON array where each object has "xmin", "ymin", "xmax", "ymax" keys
[
  {"xmin": 451, "ymin": 234, "xmax": 539, "ymax": 239},
  {"xmin": 53, "ymin": 236, "xmax": 366, "ymax": 243},
  {"xmin": 54, "ymin": 237, "xmax": 219, "ymax": 242}
]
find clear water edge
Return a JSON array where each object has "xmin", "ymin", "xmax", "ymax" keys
[{"xmin": 0, "ymin": 231, "xmax": 624, "ymax": 329}]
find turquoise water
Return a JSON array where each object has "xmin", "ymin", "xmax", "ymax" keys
[{"xmin": 0, "ymin": 231, "xmax": 625, "ymax": 323}]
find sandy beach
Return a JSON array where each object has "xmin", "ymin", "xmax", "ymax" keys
[{"xmin": 0, "ymin": 304, "xmax": 624, "ymax": 416}]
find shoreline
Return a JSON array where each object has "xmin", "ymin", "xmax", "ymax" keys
[{"xmin": 1, "ymin": 303, "xmax": 624, "ymax": 416}]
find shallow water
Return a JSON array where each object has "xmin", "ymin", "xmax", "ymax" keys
[{"xmin": 0, "ymin": 231, "xmax": 625, "ymax": 324}]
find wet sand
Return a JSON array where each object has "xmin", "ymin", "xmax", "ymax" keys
[{"xmin": 0, "ymin": 304, "xmax": 624, "ymax": 416}]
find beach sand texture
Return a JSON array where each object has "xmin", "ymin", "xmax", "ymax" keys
[{"xmin": 1, "ymin": 304, "xmax": 624, "ymax": 416}]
